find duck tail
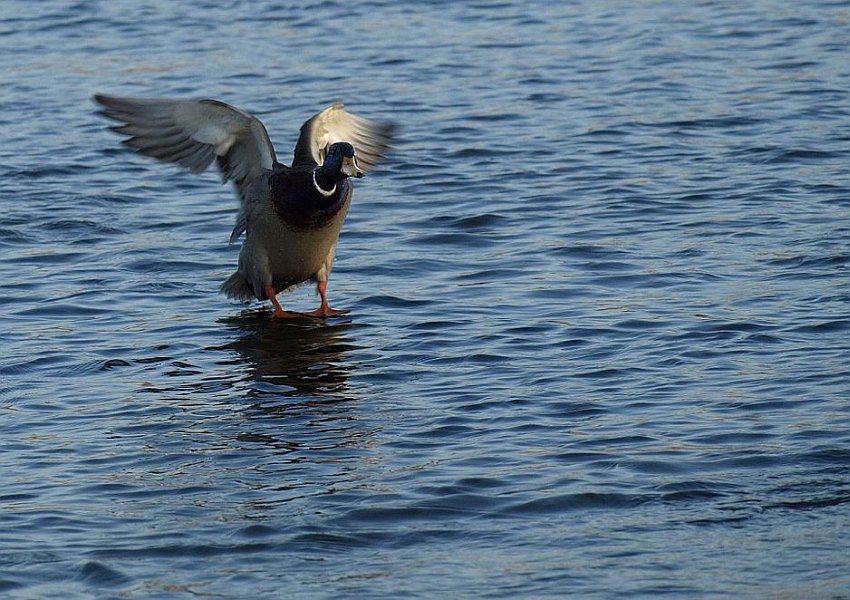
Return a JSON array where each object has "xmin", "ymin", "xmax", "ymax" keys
[{"xmin": 220, "ymin": 271, "xmax": 255, "ymax": 302}]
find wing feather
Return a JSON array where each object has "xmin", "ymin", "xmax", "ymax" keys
[
  {"xmin": 292, "ymin": 103, "xmax": 394, "ymax": 171},
  {"xmin": 96, "ymin": 95, "xmax": 394, "ymax": 246},
  {"xmin": 94, "ymin": 94, "xmax": 276, "ymax": 187}
]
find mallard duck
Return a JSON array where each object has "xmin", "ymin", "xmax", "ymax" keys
[{"xmin": 94, "ymin": 94, "xmax": 394, "ymax": 318}]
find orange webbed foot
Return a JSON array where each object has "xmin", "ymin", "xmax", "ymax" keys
[
  {"xmin": 306, "ymin": 280, "xmax": 350, "ymax": 318},
  {"xmin": 264, "ymin": 285, "xmax": 301, "ymax": 319},
  {"xmin": 305, "ymin": 306, "xmax": 351, "ymax": 318}
]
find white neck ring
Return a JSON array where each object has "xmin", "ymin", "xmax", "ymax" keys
[{"xmin": 312, "ymin": 170, "xmax": 336, "ymax": 197}]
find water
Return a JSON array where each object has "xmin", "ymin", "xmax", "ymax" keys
[{"xmin": 1, "ymin": 0, "xmax": 849, "ymax": 597}]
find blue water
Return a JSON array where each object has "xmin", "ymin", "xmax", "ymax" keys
[{"xmin": 1, "ymin": 0, "xmax": 850, "ymax": 597}]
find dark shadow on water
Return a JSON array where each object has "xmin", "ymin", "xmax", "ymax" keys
[
  {"xmin": 117, "ymin": 311, "xmax": 375, "ymax": 513},
  {"xmin": 213, "ymin": 311, "xmax": 377, "ymax": 460},
  {"xmin": 217, "ymin": 309, "xmax": 360, "ymax": 407}
]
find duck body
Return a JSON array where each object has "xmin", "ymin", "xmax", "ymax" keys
[
  {"xmin": 94, "ymin": 95, "xmax": 393, "ymax": 318},
  {"xmin": 223, "ymin": 170, "xmax": 353, "ymax": 303}
]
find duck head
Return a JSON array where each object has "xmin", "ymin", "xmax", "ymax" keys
[
  {"xmin": 313, "ymin": 142, "xmax": 364, "ymax": 195},
  {"xmin": 313, "ymin": 142, "xmax": 366, "ymax": 196},
  {"xmin": 325, "ymin": 142, "xmax": 365, "ymax": 179}
]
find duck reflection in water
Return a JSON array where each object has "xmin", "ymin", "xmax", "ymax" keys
[
  {"xmin": 215, "ymin": 312, "xmax": 372, "ymax": 455},
  {"xmin": 215, "ymin": 313, "xmax": 375, "ymax": 501},
  {"xmin": 219, "ymin": 311, "xmax": 358, "ymax": 413}
]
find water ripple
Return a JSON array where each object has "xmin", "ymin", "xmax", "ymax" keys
[{"xmin": 1, "ymin": 0, "xmax": 849, "ymax": 598}]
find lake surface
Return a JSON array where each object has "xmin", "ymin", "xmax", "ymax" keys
[{"xmin": 1, "ymin": 0, "xmax": 849, "ymax": 597}]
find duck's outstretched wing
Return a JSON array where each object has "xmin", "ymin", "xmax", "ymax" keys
[
  {"xmin": 292, "ymin": 103, "xmax": 394, "ymax": 171},
  {"xmin": 94, "ymin": 94, "xmax": 276, "ymax": 191}
]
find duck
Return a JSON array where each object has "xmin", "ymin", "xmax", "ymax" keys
[{"xmin": 93, "ymin": 94, "xmax": 394, "ymax": 318}]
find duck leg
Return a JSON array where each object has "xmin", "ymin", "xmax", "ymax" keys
[
  {"xmin": 264, "ymin": 285, "xmax": 300, "ymax": 319},
  {"xmin": 306, "ymin": 280, "xmax": 350, "ymax": 318}
]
